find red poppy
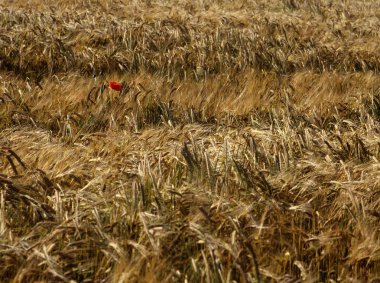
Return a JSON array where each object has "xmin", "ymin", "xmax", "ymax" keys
[{"xmin": 109, "ymin": 81, "xmax": 122, "ymax": 91}]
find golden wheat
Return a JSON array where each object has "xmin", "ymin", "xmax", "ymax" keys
[{"xmin": 0, "ymin": 0, "xmax": 379, "ymax": 282}]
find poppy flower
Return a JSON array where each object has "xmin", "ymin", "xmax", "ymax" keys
[{"xmin": 109, "ymin": 81, "xmax": 122, "ymax": 91}]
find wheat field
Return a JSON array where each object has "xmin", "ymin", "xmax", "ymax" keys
[{"xmin": 0, "ymin": 0, "xmax": 380, "ymax": 282}]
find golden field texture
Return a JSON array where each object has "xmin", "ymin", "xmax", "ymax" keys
[{"xmin": 0, "ymin": 0, "xmax": 380, "ymax": 282}]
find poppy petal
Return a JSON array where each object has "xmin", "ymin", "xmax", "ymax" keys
[{"xmin": 109, "ymin": 81, "xmax": 122, "ymax": 91}]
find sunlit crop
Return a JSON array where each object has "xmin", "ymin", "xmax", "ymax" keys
[{"xmin": 0, "ymin": 0, "xmax": 379, "ymax": 282}]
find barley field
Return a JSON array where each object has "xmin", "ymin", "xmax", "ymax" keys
[{"xmin": 0, "ymin": 0, "xmax": 380, "ymax": 282}]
